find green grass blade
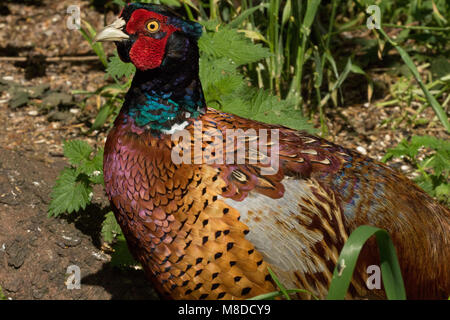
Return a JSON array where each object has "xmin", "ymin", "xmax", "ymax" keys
[
  {"xmin": 80, "ymin": 20, "xmax": 108, "ymax": 68},
  {"xmin": 288, "ymin": 0, "xmax": 321, "ymax": 103},
  {"xmin": 267, "ymin": 266, "xmax": 291, "ymax": 300},
  {"xmin": 91, "ymin": 102, "xmax": 113, "ymax": 131},
  {"xmin": 378, "ymin": 28, "xmax": 450, "ymax": 133},
  {"xmin": 249, "ymin": 289, "xmax": 319, "ymax": 300},
  {"xmin": 326, "ymin": 225, "xmax": 406, "ymax": 300},
  {"xmin": 376, "ymin": 230, "xmax": 407, "ymax": 300},
  {"xmin": 303, "ymin": 0, "xmax": 321, "ymax": 29},
  {"xmin": 228, "ymin": 4, "xmax": 267, "ymax": 29}
]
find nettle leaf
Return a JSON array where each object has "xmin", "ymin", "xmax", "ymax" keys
[
  {"xmin": 200, "ymin": 57, "xmax": 244, "ymax": 107},
  {"xmin": 110, "ymin": 233, "xmax": 139, "ymax": 268},
  {"xmin": 222, "ymin": 88, "xmax": 315, "ymax": 132},
  {"xmin": 382, "ymin": 139, "xmax": 419, "ymax": 162},
  {"xmin": 199, "ymin": 19, "xmax": 220, "ymax": 32},
  {"xmin": 79, "ymin": 147, "xmax": 103, "ymax": 174},
  {"xmin": 101, "ymin": 211, "xmax": 122, "ymax": 244},
  {"xmin": 64, "ymin": 140, "xmax": 92, "ymax": 167},
  {"xmin": 422, "ymin": 152, "xmax": 450, "ymax": 176},
  {"xmin": 48, "ymin": 168, "xmax": 92, "ymax": 217},
  {"xmin": 106, "ymin": 51, "xmax": 136, "ymax": 81},
  {"xmin": 199, "ymin": 26, "xmax": 271, "ymax": 66},
  {"xmin": 80, "ymin": 148, "xmax": 105, "ymax": 185},
  {"xmin": 415, "ymin": 176, "xmax": 434, "ymax": 196},
  {"xmin": 199, "ymin": 56, "xmax": 241, "ymax": 86},
  {"xmin": 247, "ymin": 90, "xmax": 315, "ymax": 132},
  {"xmin": 435, "ymin": 183, "xmax": 450, "ymax": 204},
  {"xmin": 410, "ymin": 135, "xmax": 442, "ymax": 150}
]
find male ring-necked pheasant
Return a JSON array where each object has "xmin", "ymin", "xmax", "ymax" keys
[{"xmin": 95, "ymin": 3, "xmax": 450, "ymax": 299}]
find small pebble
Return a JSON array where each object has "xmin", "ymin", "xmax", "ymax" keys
[{"xmin": 356, "ymin": 146, "xmax": 367, "ymax": 155}]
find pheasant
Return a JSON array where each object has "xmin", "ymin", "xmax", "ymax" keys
[{"xmin": 95, "ymin": 3, "xmax": 450, "ymax": 300}]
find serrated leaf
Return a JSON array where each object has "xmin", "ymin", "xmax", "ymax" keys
[
  {"xmin": 382, "ymin": 139, "xmax": 419, "ymax": 162},
  {"xmin": 421, "ymin": 152, "xmax": 450, "ymax": 176},
  {"xmin": 199, "ymin": 56, "xmax": 246, "ymax": 109},
  {"xmin": 106, "ymin": 51, "xmax": 136, "ymax": 81},
  {"xmin": 223, "ymin": 88, "xmax": 315, "ymax": 132},
  {"xmin": 199, "ymin": 26, "xmax": 271, "ymax": 66},
  {"xmin": 48, "ymin": 168, "xmax": 92, "ymax": 217},
  {"xmin": 199, "ymin": 19, "xmax": 220, "ymax": 31},
  {"xmin": 435, "ymin": 183, "xmax": 450, "ymax": 204},
  {"xmin": 415, "ymin": 176, "xmax": 434, "ymax": 196},
  {"xmin": 80, "ymin": 148, "xmax": 104, "ymax": 185},
  {"xmin": 410, "ymin": 135, "xmax": 441, "ymax": 150},
  {"xmin": 64, "ymin": 140, "xmax": 92, "ymax": 167},
  {"xmin": 101, "ymin": 211, "xmax": 122, "ymax": 244}
]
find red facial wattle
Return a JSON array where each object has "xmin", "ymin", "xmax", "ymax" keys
[{"xmin": 124, "ymin": 9, "xmax": 180, "ymax": 70}]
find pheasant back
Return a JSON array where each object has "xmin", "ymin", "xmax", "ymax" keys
[{"xmin": 97, "ymin": 3, "xmax": 450, "ymax": 300}]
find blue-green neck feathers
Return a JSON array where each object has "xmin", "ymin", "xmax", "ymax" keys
[{"xmin": 127, "ymin": 89, "xmax": 203, "ymax": 131}]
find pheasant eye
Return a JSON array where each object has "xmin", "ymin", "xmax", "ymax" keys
[{"xmin": 146, "ymin": 20, "xmax": 160, "ymax": 33}]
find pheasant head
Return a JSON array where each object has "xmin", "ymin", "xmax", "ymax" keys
[{"xmin": 95, "ymin": 3, "xmax": 205, "ymax": 133}]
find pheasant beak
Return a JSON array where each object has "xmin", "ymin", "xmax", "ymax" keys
[{"xmin": 94, "ymin": 18, "xmax": 129, "ymax": 42}]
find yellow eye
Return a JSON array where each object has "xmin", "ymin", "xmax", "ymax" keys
[{"xmin": 146, "ymin": 20, "xmax": 160, "ymax": 33}]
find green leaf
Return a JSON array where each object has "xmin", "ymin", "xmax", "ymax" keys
[
  {"xmin": 91, "ymin": 102, "xmax": 114, "ymax": 130},
  {"xmin": 228, "ymin": 4, "xmax": 267, "ymax": 29},
  {"xmin": 435, "ymin": 183, "xmax": 450, "ymax": 204},
  {"xmin": 327, "ymin": 225, "xmax": 406, "ymax": 300},
  {"xmin": 382, "ymin": 138, "xmax": 422, "ymax": 162},
  {"xmin": 421, "ymin": 152, "xmax": 450, "ymax": 176},
  {"xmin": 48, "ymin": 168, "xmax": 92, "ymax": 217},
  {"xmin": 80, "ymin": 148, "xmax": 104, "ymax": 185},
  {"xmin": 80, "ymin": 21, "xmax": 108, "ymax": 68},
  {"xmin": 199, "ymin": 26, "xmax": 271, "ymax": 66},
  {"xmin": 415, "ymin": 176, "xmax": 435, "ymax": 196},
  {"xmin": 110, "ymin": 233, "xmax": 139, "ymax": 268},
  {"xmin": 63, "ymin": 140, "xmax": 92, "ymax": 167},
  {"xmin": 101, "ymin": 211, "xmax": 122, "ymax": 244},
  {"xmin": 106, "ymin": 51, "xmax": 136, "ymax": 81},
  {"xmin": 199, "ymin": 56, "xmax": 245, "ymax": 108},
  {"xmin": 303, "ymin": 0, "xmax": 321, "ymax": 29},
  {"xmin": 223, "ymin": 88, "xmax": 316, "ymax": 132},
  {"xmin": 410, "ymin": 135, "xmax": 441, "ymax": 150},
  {"xmin": 267, "ymin": 267, "xmax": 290, "ymax": 300}
]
